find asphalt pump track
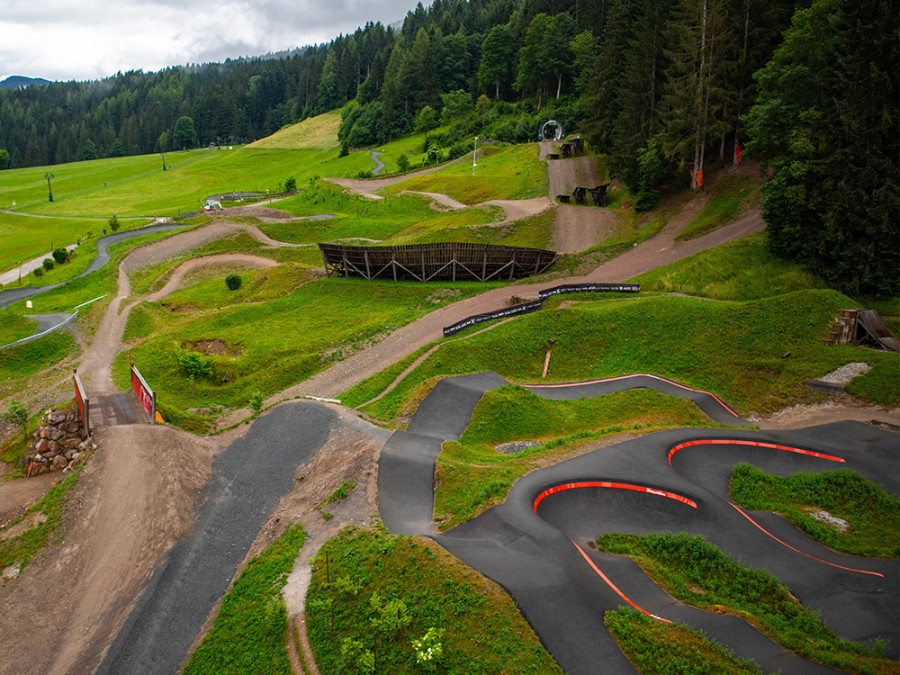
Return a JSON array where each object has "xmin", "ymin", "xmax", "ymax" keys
[
  {"xmin": 96, "ymin": 372, "xmax": 897, "ymax": 674},
  {"xmin": 379, "ymin": 372, "xmax": 899, "ymax": 674}
]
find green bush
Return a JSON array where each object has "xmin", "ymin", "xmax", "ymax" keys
[
  {"xmin": 52, "ymin": 248, "xmax": 68, "ymax": 265},
  {"xmin": 32, "ymin": 267, "xmax": 43, "ymax": 277},
  {"xmin": 108, "ymin": 215, "xmax": 120, "ymax": 232},
  {"xmin": 225, "ymin": 273, "xmax": 242, "ymax": 290},
  {"xmin": 42, "ymin": 258, "xmax": 54, "ymax": 271}
]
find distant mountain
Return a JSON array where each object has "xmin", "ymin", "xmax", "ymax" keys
[{"xmin": 0, "ymin": 75, "xmax": 51, "ymax": 90}]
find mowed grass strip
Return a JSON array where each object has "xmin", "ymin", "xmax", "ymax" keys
[
  {"xmin": 595, "ymin": 532, "xmax": 897, "ymax": 673},
  {"xmin": 182, "ymin": 524, "xmax": 306, "ymax": 675},
  {"xmin": 730, "ymin": 464, "xmax": 900, "ymax": 558},
  {"xmin": 306, "ymin": 526, "xmax": 562, "ymax": 674},
  {"xmin": 605, "ymin": 608, "xmax": 765, "ymax": 674},
  {"xmin": 361, "ymin": 290, "xmax": 900, "ymax": 424},
  {"xmin": 435, "ymin": 387, "xmax": 726, "ymax": 531},
  {"xmin": 379, "ymin": 144, "xmax": 548, "ymax": 204}
]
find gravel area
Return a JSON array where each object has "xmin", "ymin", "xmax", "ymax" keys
[
  {"xmin": 495, "ymin": 440, "xmax": 541, "ymax": 455},
  {"xmin": 818, "ymin": 362, "xmax": 872, "ymax": 385}
]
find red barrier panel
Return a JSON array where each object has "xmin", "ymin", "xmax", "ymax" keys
[
  {"xmin": 130, "ymin": 355, "xmax": 156, "ymax": 422},
  {"xmin": 667, "ymin": 439, "xmax": 845, "ymax": 466}
]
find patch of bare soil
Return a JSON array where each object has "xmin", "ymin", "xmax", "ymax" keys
[
  {"xmin": 0, "ymin": 472, "xmax": 60, "ymax": 529},
  {"xmin": 0, "ymin": 424, "xmax": 226, "ymax": 675},
  {"xmin": 750, "ymin": 396, "xmax": 900, "ymax": 430},
  {"xmin": 186, "ymin": 338, "xmax": 243, "ymax": 357}
]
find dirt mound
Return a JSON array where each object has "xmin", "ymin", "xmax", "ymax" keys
[{"xmin": 0, "ymin": 424, "xmax": 223, "ymax": 675}]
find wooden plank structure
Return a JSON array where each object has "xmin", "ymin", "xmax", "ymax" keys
[{"xmin": 319, "ymin": 242, "xmax": 559, "ymax": 282}]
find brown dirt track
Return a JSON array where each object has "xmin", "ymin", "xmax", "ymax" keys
[{"xmin": 1, "ymin": 145, "xmax": 897, "ymax": 675}]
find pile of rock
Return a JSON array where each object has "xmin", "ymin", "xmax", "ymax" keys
[{"xmin": 20, "ymin": 409, "xmax": 95, "ymax": 476}]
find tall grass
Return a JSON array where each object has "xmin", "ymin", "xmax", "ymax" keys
[
  {"xmin": 730, "ymin": 463, "xmax": 900, "ymax": 557},
  {"xmin": 605, "ymin": 608, "xmax": 764, "ymax": 674},
  {"xmin": 183, "ymin": 524, "xmax": 307, "ymax": 674},
  {"xmin": 596, "ymin": 532, "xmax": 896, "ymax": 673},
  {"xmin": 306, "ymin": 526, "xmax": 561, "ymax": 674}
]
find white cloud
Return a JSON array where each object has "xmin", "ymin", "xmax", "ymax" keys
[{"xmin": 0, "ymin": 0, "xmax": 417, "ymax": 82}]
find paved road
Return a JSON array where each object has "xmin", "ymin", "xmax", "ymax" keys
[
  {"xmin": 378, "ymin": 372, "xmax": 899, "ymax": 674},
  {"xmin": 98, "ymin": 401, "xmax": 340, "ymax": 675},
  {"xmin": 0, "ymin": 223, "xmax": 184, "ymax": 309}
]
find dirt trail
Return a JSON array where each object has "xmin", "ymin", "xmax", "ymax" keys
[{"xmin": 0, "ymin": 424, "xmax": 222, "ymax": 675}]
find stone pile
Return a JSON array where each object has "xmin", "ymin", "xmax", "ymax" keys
[{"xmin": 20, "ymin": 409, "xmax": 95, "ymax": 476}]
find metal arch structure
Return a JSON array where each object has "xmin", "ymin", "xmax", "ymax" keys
[{"xmin": 540, "ymin": 119, "xmax": 565, "ymax": 141}]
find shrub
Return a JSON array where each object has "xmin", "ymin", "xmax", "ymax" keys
[
  {"xmin": 284, "ymin": 175, "xmax": 297, "ymax": 192},
  {"xmin": 397, "ymin": 153, "xmax": 410, "ymax": 173},
  {"xmin": 225, "ymin": 273, "xmax": 242, "ymax": 290},
  {"xmin": 178, "ymin": 351, "xmax": 214, "ymax": 380},
  {"xmin": 108, "ymin": 215, "xmax": 120, "ymax": 232},
  {"xmin": 52, "ymin": 248, "xmax": 68, "ymax": 265},
  {"xmin": 42, "ymin": 258, "xmax": 54, "ymax": 271},
  {"xmin": 0, "ymin": 400, "xmax": 28, "ymax": 432},
  {"xmin": 249, "ymin": 391, "xmax": 264, "ymax": 417},
  {"xmin": 33, "ymin": 267, "xmax": 43, "ymax": 277}
]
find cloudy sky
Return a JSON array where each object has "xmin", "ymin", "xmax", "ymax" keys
[{"xmin": 1, "ymin": 0, "xmax": 422, "ymax": 83}]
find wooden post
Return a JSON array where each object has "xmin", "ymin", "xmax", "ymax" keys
[
  {"xmin": 364, "ymin": 250, "xmax": 371, "ymax": 281},
  {"xmin": 542, "ymin": 349, "xmax": 553, "ymax": 378}
]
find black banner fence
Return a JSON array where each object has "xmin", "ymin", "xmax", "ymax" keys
[
  {"xmin": 444, "ymin": 283, "xmax": 640, "ymax": 337},
  {"xmin": 443, "ymin": 300, "xmax": 543, "ymax": 337},
  {"xmin": 539, "ymin": 283, "xmax": 639, "ymax": 300}
]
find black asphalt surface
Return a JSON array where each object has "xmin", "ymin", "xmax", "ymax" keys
[
  {"xmin": 378, "ymin": 372, "xmax": 900, "ymax": 674},
  {"xmin": 98, "ymin": 401, "xmax": 338, "ymax": 675},
  {"xmin": 0, "ymin": 223, "xmax": 184, "ymax": 309}
]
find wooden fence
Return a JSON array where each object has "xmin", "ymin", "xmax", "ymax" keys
[{"xmin": 318, "ymin": 242, "xmax": 559, "ymax": 282}]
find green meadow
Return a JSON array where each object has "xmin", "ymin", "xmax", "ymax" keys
[{"xmin": 379, "ymin": 144, "xmax": 548, "ymax": 203}]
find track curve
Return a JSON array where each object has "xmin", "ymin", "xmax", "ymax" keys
[{"xmin": 378, "ymin": 372, "xmax": 899, "ymax": 674}]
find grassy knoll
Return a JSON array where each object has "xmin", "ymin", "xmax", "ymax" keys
[
  {"xmin": 264, "ymin": 179, "xmax": 500, "ymax": 244},
  {"xmin": 306, "ymin": 526, "xmax": 562, "ymax": 674},
  {"xmin": 637, "ymin": 232, "xmax": 827, "ymax": 300},
  {"xmin": 730, "ymin": 464, "xmax": 900, "ymax": 558},
  {"xmin": 0, "ymin": 458, "xmax": 85, "ymax": 570},
  {"xmin": 435, "ymin": 387, "xmax": 729, "ymax": 531},
  {"xmin": 113, "ymin": 277, "xmax": 489, "ymax": 432},
  {"xmin": 0, "ymin": 331, "xmax": 79, "ymax": 401},
  {"xmin": 605, "ymin": 608, "xmax": 764, "ymax": 674},
  {"xmin": 379, "ymin": 144, "xmax": 548, "ymax": 204},
  {"xmin": 676, "ymin": 174, "xmax": 760, "ymax": 242},
  {"xmin": 360, "ymin": 290, "xmax": 900, "ymax": 425},
  {"xmin": 0, "ymin": 313, "xmax": 38, "ymax": 345},
  {"xmin": 249, "ymin": 109, "xmax": 341, "ymax": 149},
  {"xmin": 596, "ymin": 532, "xmax": 896, "ymax": 673},
  {"xmin": 183, "ymin": 524, "xmax": 306, "ymax": 675}
]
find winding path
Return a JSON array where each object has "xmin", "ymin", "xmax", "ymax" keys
[{"xmin": 378, "ymin": 372, "xmax": 899, "ymax": 674}]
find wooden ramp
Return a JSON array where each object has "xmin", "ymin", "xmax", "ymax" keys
[
  {"xmin": 90, "ymin": 392, "xmax": 149, "ymax": 428},
  {"xmin": 856, "ymin": 310, "xmax": 900, "ymax": 351}
]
